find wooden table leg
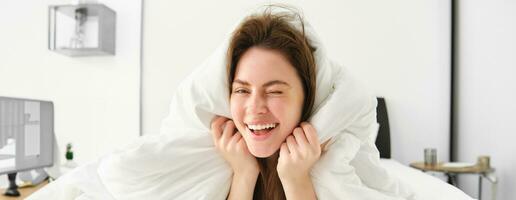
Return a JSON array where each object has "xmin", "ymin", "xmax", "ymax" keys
[
  {"xmin": 478, "ymin": 175, "xmax": 483, "ymax": 200},
  {"xmin": 447, "ymin": 173, "xmax": 458, "ymax": 186}
]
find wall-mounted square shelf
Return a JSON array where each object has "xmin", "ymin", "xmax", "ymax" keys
[{"xmin": 48, "ymin": 4, "xmax": 116, "ymax": 56}]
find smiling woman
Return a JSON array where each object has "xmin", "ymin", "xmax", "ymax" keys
[
  {"xmin": 27, "ymin": 4, "xmax": 424, "ymax": 200},
  {"xmin": 210, "ymin": 8, "xmax": 319, "ymax": 200},
  {"xmin": 230, "ymin": 47, "xmax": 305, "ymax": 158}
]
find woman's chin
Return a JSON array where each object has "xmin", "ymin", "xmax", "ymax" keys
[{"xmin": 249, "ymin": 148, "xmax": 275, "ymax": 158}]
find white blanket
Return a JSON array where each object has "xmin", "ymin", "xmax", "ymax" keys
[
  {"xmin": 29, "ymin": 8, "xmax": 415, "ymax": 200},
  {"xmin": 380, "ymin": 159, "xmax": 474, "ymax": 200}
]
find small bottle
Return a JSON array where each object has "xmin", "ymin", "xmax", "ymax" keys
[{"xmin": 61, "ymin": 143, "xmax": 78, "ymax": 174}]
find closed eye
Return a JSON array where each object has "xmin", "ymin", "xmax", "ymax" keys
[{"xmin": 267, "ymin": 91, "xmax": 283, "ymax": 95}]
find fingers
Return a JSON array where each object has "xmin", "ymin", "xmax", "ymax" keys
[
  {"xmin": 300, "ymin": 122, "xmax": 319, "ymax": 146},
  {"xmin": 221, "ymin": 120, "xmax": 236, "ymax": 144},
  {"xmin": 285, "ymin": 135, "xmax": 299, "ymax": 157},
  {"xmin": 210, "ymin": 116, "xmax": 238, "ymax": 151},
  {"xmin": 286, "ymin": 123, "xmax": 321, "ymax": 158},
  {"xmin": 229, "ymin": 131, "xmax": 241, "ymax": 143},
  {"xmin": 292, "ymin": 127, "xmax": 308, "ymax": 149},
  {"xmin": 210, "ymin": 116, "xmax": 229, "ymax": 140},
  {"xmin": 278, "ymin": 123, "xmax": 321, "ymax": 178},
  {"xmin": 236, "ymin": 134, "xmax": 249, "ymax": 152},
  {"xmin": 279, "ymin": 143, "xmax": 289, "ymax": 158},
  {"xmin": 228, "ymin": 132, "xmax": 242, "ymax": 151}
]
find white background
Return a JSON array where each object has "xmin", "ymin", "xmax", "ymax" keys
[
  {"xmin": 456, "ymin": 1, "xmax": 516, "ymax": 199},
  {"xmin": 142, "ymin": 0, "xmax": 451, "ymax": 166},
  {"xmin": 0, "ymin": 0, "xmax": 142, "ymax": 165},
  {"xmin": 3, "ymin": 0, "xmax": 515, "ymax": 199}
]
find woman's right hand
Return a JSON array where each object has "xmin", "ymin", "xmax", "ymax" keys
[{"xmin": 211, "ymin": 116, "xmax": 259, "ymax": 176}]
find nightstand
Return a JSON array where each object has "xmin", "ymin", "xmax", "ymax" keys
[
  {"xmin": 410, "ymin": 161, "xmax": 497, "ymax": 200},
  {"xmin": 0, "ymin": 180, "xmax": 48, "ymax": 200}
]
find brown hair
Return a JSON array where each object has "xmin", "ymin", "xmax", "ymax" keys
[{"xmin": 226, "ymin": 6, "xmax": 317, "ymax": 200}]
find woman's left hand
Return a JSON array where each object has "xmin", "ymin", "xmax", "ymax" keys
[{"xmin": 277, "ymin": 122, "xmax": 321, "ymax": 183}]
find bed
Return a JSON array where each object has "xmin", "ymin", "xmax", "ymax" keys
[
  {"xmin": 27, "ymin": 97, "xmax": 474, "ymax": 200},
  {"xmin": 375, "ymin": 97, "xmax": 474, "ymax": 200}
]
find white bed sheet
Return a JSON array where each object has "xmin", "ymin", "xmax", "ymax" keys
[
  {"xmin": 29, "ymin": 158, "xmax": 476, "ymax": 199},
  {"xmin": 380, "ymin": 158, "xmax": 475, "ymax": 200}
]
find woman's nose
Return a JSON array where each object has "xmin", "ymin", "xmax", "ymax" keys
[{"xmin": 247, "ymin": 93, "xmax": 268, "ymax": 115}]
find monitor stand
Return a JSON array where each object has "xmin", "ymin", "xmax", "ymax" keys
[{"xmin": 4, "ymin": 173, "xmax": 20, "ymax": 197}]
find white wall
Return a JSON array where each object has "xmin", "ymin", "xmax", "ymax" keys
[
  {"xmin": 143, "ymin": 0, "xmax": 451, "ymax": 165},
  {"xmin": 456, "ymin": 1, "xmax": 516, "ymax": 199},
  {"xmin": 0, "ymin": 0, "xmax": 142, "ymax": 165}
]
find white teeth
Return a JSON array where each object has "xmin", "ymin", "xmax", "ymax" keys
[{"xmin": 247, "ymin": 123, "xmax": 277, "ymax": 131}]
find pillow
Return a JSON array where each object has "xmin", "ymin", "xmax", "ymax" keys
[{"xmin": 370, "ymin": 122, "xmax": 381, "ymax": 144}]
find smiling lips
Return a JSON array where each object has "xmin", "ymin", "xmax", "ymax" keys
[
  {"xmin": 247, "ymin": 123, "xmax": 277, "ymax": 131},
  {"xmin": 246, "ymin": 123, "xmax": 278, "ymax": 140}
]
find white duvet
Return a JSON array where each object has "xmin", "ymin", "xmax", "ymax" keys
[
  {"xmin": 380, "ymin": 159, "xmax": 475, "ymax": 200},
  {"xmin": 29, "ymin": 8, "xmax": 416, "ymax": 200}
]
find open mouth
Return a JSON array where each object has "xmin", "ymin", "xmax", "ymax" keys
[{"xmin": 246, "ymin": 123, "xmax": 278, "ymax": 140}]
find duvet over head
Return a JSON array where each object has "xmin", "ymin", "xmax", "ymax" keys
[{"xmin": 28, "ymin": 5, "xmax": 415, "ymax": 200}]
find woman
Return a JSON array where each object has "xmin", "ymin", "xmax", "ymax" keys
[
  {"xmin": 211, "ymin": 9, "xmax": 321, "ymax": 200},
  {"xmin": 28, "ymin": 6, "xmax": 414, "ymax": 200}
]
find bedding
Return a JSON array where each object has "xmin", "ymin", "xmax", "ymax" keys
[
  {"xmin": 380, "ymin": 159, "xmax": 474, "ymax": 200},
  {"xmin": 26, "ymin": 158, "xmax": 474, "ymax": 199},
  {"xmin": 27, "ymin": 7, "xmax": 458, "ymax": 200}
]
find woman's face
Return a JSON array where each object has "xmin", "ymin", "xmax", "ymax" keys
[{"xmin": 230, "ymin": 47, "xmax": 304, "ymax": 158}]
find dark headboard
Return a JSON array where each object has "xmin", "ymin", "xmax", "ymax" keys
[{"xmin": 375, "ymin": 97, "xmax": 391, "ymax": 159}]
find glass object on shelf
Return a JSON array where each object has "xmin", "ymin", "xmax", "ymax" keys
[
  {"xmin": 424, "ymin": 148, "xmax": 437, "ymax": 166},
  {"xmin": 69, "ymin": 7, "xmax": 87, "ymax": 49},
  {"xmin": 48, "ymin": 3, "xmax": 116, "ymax": 56}
]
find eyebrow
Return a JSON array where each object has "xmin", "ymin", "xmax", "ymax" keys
[{"xmin": 233, "ymin": 79, "xmax": 291, "ymax": 88}]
